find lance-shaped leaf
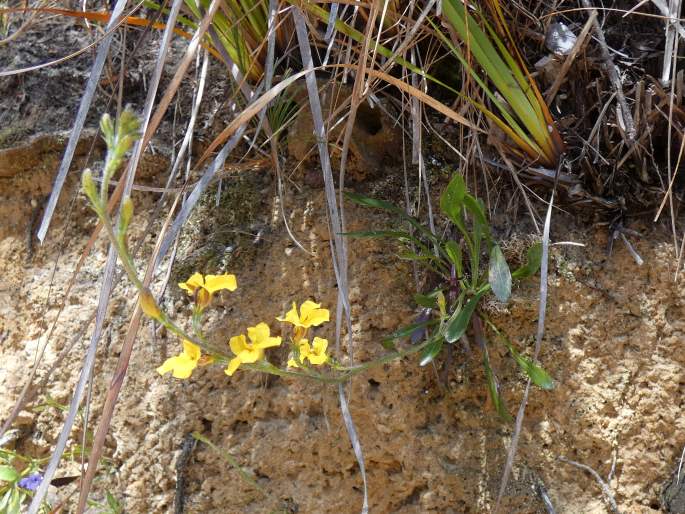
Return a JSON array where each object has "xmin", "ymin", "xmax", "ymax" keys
[
  {"xmin": 482, "ymin": 346, "xmax": 513, "ymax": 421},
  {"xmin": 511, "ymin": 242, "xmax": 543, "ymax": 279},
  {"xmin": 440, "ymin": 173, "xmax": 466, "ymax": 225},
  {"xmin": 420, "ymin": 338, "xmax": 444, "ymax": 366},
  {"xmin": 445, "ymin": 290, "xmax": 485, "ymax": 343},
  {"xmin": 489, "ymin": 245, "xmax": 512, "ymax": 303}
]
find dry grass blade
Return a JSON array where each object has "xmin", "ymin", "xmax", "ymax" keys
[
  {"xmin": 27, "ymin": 246, "xmax": 119, "ymax": 514},
  {"xmin": 74, "ymin": 1, "xmax": 186, "ymax": 507},
  {"xmin": 31, "ymin": 0, "xmax": 184, "ymax": 507},
  {"xmin": 140, "ymin": 0, "xmax": 224, "ymax": 157},
  {"xmin": 35, "ymin": 0, "xmax": 130, "ymax": 243},
  {"xmin": 293, "ymin": 7, "xmax": 368, "ymax": 513},
  {"xmin": 156, "ymin": 68, "xmax": 313, "ymax": 263},
  {"xmin": 361, "ymin": 68, "xmax": 480, "ymax": 131},
  {"xmin": 193, "ymin": 68, "xmax": 313, "ymax": 168},
  {"xmin": 495, "ymin": 190, "xmax": 554, "ymax": 512},
  {"xmin": 156, "ymin": 125, "xmax": 247, "ymax": 264}
]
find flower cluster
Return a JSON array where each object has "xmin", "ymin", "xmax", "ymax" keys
[
  {"xmin": 156, "ymin": 272, "xmax": 331, "ymax": 380},
  {"xmin": 279, "ymin": 301, "xmax": 330, "ymax": 368},
  {"xmin": 156, "ymin": 272, "xmax": 236, "ymax": 378}
]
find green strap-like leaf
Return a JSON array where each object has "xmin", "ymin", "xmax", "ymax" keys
[
  {"xmin": 419, "ymin": 338, "xmax": 444, "ymax": 366},
  {"xmin": 445, "ymin": 291, "xmax": 485, "ymax": 343},
  {"xmin": 482, "ymin": 346, "xmax": 513, "ymax": 421},
  {"xmin": 485, "ymin": 318, "xmax": 554, "ymax": 390},
  {"xmin": 444, "ymin": 240, "xmax": 463, "ymax": 277},
  {"xmin": 511, "ymin": 242, "xmax": 543, "ymax": 279},
  {"xmin": 344, "ymin": 192, "xmax": 404, "ymax": 213}
]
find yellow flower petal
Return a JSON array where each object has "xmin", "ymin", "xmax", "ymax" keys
[
  {"xmin": 156, "ymin": 339, "xmax": 203, "ymax": 379},
  {"xmin": 276, "ymin": 302, "xmax": 301, "ymax": 326},
  {"xmin": 203, "ymin": 274, "xmax": 237, "ymax": 294},
  {"xmin": 297, "ymin": 339, "xmax": 311, "ymax": 363},
  {"xmin": 229, "ymin": 335, "xmax": 247, "ymax": 356},
  {"xmin": 248, "ymin": 322, "xmax": 282, "ymax": 349},
  {"xmin": 247, "ymin": 322, "xmax": 270, "ymax": 344},
  {"xmin": 179, "ymin": 272, "xmax": 204, "ymax": 294},
  {"xmin": 225, "ymin": 357, "xmax": 242, "ymax": 376},
  {"xmin": 312, "ymin": 337, "xmax": 328, "ymax": 354},
  {"xmin": 237, "ymin": 347, "xmax": 264, "ymax": 363},
  {"xmin": 299, "ymin": 300, "xmax": 330, "ymax": 327},
  {"xmin": 287, "ymin": 357, "xmax": 300, "ymax": 368},
  {"xmin": 308, "ymin": 337, "xmax": 329, "ymax": 365},
  {"xmin": 156, "ymin": 353, "xmax": 198, "ymax": 379},
  {"xmin": 182, "ymin": 340, "xmax": 201, "ymax": 361}
]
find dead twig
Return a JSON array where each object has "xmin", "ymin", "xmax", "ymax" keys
[
  {"xmin": 558, "ymin": 456, "xmax": 622, "ymax": 514},
  {"xmin": 581, "ymin": 0, "xmax": 636, "ymax": 143}
]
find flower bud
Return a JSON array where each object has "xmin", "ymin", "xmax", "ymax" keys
[
  {"xmin": 140, "ymin": 288, "xmax": 162, "ymax": 320},
  {"xmin": 81, "ymin": 168, "xmax": 99, "ymax": 206},
  {"xmin": 100, "ymin": 113, "xmax": 115, "ymax": 148},
  {"xmin": 118, "ymin": 197, "xmax": 134, "ymax": 236}
]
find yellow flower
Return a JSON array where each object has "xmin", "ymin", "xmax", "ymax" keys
[
  {"xmin": 287, "ymin": 339, "xmax": 310, "ymax": 368},
  {"xmin": 225, "ymin": 322, "xmax": 281, "ymax": 376},
  {"xmin": 277, "ymin": 301, "xmax": 329, "ymax": 328},
  {"xmin": 157, "ymin": 340, "xmax": 201, "ymax": 379},
  {"xmin": 300, "ymin": 337, "xmax": 329, "ymax": 365},
  {"xmin": 179, "ymin": 272, "xmax": 237, "ymax": 309},
  {"xmin": 288, "ymin": 337, "xmax": 329, "ymax": 368}
]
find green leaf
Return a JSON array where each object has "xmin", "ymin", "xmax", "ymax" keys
[
  {"xmin": 463, "ymin": 194, "xmax": 488, "ymax": 228},
  {"xmin": 344, "ymin": 192, "xmax": 403, "ymax": 214},
  {"xmin": 414, "ymin": 292, "xmax": 438, "ymax": 308},
  {"xmin": 0, "ymin": 490, "xmax": 10, "ymax": 511},
  {"xmin": 106, "ymin": 491, "xmax": 122, "ymax": 513},
  {"xmin": 383, "ymin": 319, "xmax": 436, "ymax": 343},
  {"xmin": 444, "ymin": 240, "xmax": 463, "ymax": 276},
  {"xmin": 6, "ymin": 488, "xmax": 21, "ymax": 514},
  {"xmin": 341, "ymin": 230, "xmax": 409, "ymax": 239},
  {"xmin": 487, "ymin": 320, "xmax": 554, "ymax": 390},
  {"xmin": 482, "ymin": 347, "xmax": 513, "ymax": 421},
  {"xmin": 440, "ymin": 173, "xmax": 466, "ymax": 224},
  {"xmin": 505, "ymin": 342, "xmax": 554, "ymax": 390},
  {"xmin": 344, "ymin": 192, "xmax": 442, "ymax": 246},
  {"xmin": 380, "ymin": 339, "xmax": 397, "ymax": 351},
  {"xmin": 0, "ymin": 466, "xmax": 18, "ymax": 483},
  {"xmin": 445, "ymin": 291, "xmax": 484, "ymax": 343},
  {"xmin": 398, "ymin": 251, "xmax": 435, "ymax": 262},
  {"xmin": 489, "ymin": 245, "xmax": 512, "ymax": 303},
  {"xmin": 419, "ymin": 338, "xmax": 444, "ymax": 366},
  {"xmin": 511, "ymin": 242, "xmax": 543, "ymax": 279},
  {"xmin": 520, "ymin": 356, "xmax": 554, "ymax": 390}
]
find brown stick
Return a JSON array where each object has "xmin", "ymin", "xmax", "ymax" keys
[{"xmin": 581, "ymin": 0, "xmax": 636, "ymax": 142}]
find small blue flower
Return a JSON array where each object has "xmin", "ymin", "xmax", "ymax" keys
[{"xmin": 18, "ymin": 473, "xmax": 43, "ymax": 491}]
